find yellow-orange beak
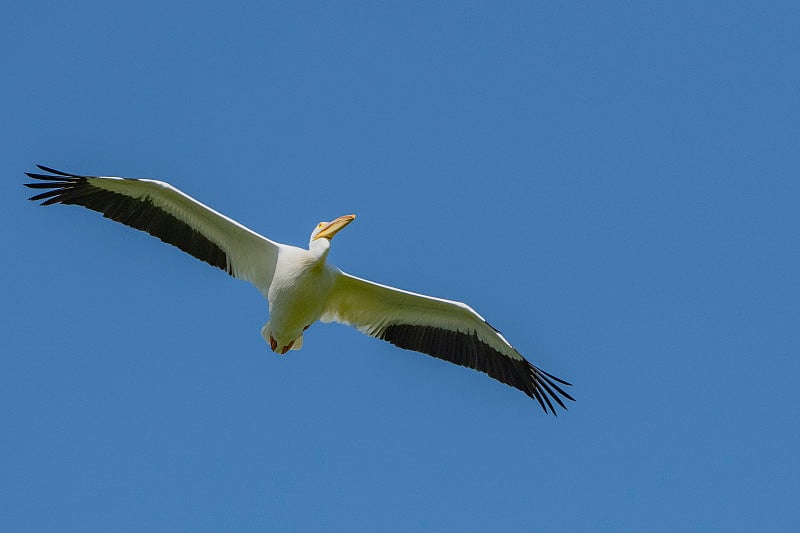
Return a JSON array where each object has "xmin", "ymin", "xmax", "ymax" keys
[{"xmin": 313, "ymin": 214, "xmax": 356, "ymax": 240}]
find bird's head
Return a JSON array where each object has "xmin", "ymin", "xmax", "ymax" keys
[{"xmin": 310, "ymin": 214, "xmax": 356, "ymax": 243}]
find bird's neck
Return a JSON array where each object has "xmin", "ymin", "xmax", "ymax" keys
[{"xmin": 308, "ymin": 237, "xmax": 331, "ymax": 263}]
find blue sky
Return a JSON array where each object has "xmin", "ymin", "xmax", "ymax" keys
[{"xmin": 2, "ymin": 2, "xmax": 799, "ymax": 531}]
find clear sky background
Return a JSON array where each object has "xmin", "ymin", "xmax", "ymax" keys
[{"xmin": 2, "ymin": 2, "xmax": 798, "ymax": 531}]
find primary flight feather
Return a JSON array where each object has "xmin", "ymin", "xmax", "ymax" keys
[{"xmin": 25, "ymin": 165, "xmax": 574, "ymax": 414}]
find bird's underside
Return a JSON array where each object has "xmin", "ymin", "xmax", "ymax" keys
[{"xmin": 26, "ymin": 165, "xmax": 574, "ymax": 414}]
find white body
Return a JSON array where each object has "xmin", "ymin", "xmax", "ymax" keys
[{"xmin": 264, "ymin": 239, "xmax": 336, "ymax": 353}]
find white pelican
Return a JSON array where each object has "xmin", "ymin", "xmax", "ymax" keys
[{"xmin": 26, "ymin": 165, "xmax": 574, "ymax": 414}]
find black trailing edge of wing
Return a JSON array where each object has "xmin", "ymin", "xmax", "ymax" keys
[
  {"xmin": 25, "ymin": 165, "xmax": 233, "ymax": 275},
  {"xmin": 380, "ymin": 324, "xmax": 574, "ymax": 414}
]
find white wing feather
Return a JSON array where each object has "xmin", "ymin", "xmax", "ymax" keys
[{"xmin": 321, "ymin": 271, "xmax": 522, "ymax": 360}]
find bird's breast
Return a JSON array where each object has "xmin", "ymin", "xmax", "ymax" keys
[{"xmin": 268, "ymin": 255, "xmax": 335, "ymax": 339}]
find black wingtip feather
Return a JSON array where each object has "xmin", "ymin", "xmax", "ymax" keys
[
  {"xmin": 530, "ymin": 387, "xmax": 548, "ymax": 413},
  {"xmin": 28, "ymin": 189, "xmax": 64, "ymax": 202},
  {"xmin": 540, "ymin": 368, "xmax": 573, "ymax": 387},
  {"xmin": 36, "ymin": 164, "xmax": 77, "ymax": 177},
  {"xmin": 538, "ymin": 384, "xmax": 557, "ymax": 414},
  {"xmin": 24, "ymin": 182, "xmax": 64, "ymax": 189},
  {"xmin": 25, "ymin": 172, "xmax": 73, "ymax": 182}
]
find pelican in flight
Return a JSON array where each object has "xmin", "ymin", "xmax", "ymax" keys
[{"xmin": 25, "ymin": 165, "xmax": 574, "ymax": 414}]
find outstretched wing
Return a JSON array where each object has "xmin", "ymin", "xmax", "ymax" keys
[
  {"xmin": 321, "ymin": 271, "xmax": 574, "ymax": 414},
  {"xmin": 25, "ymin": 165, "xmax": 281, "ymax": 292}
]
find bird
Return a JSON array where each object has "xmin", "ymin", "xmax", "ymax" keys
[{"xmin": 25, "ymin": 165, "xmax": 574, "ymax": 414}]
